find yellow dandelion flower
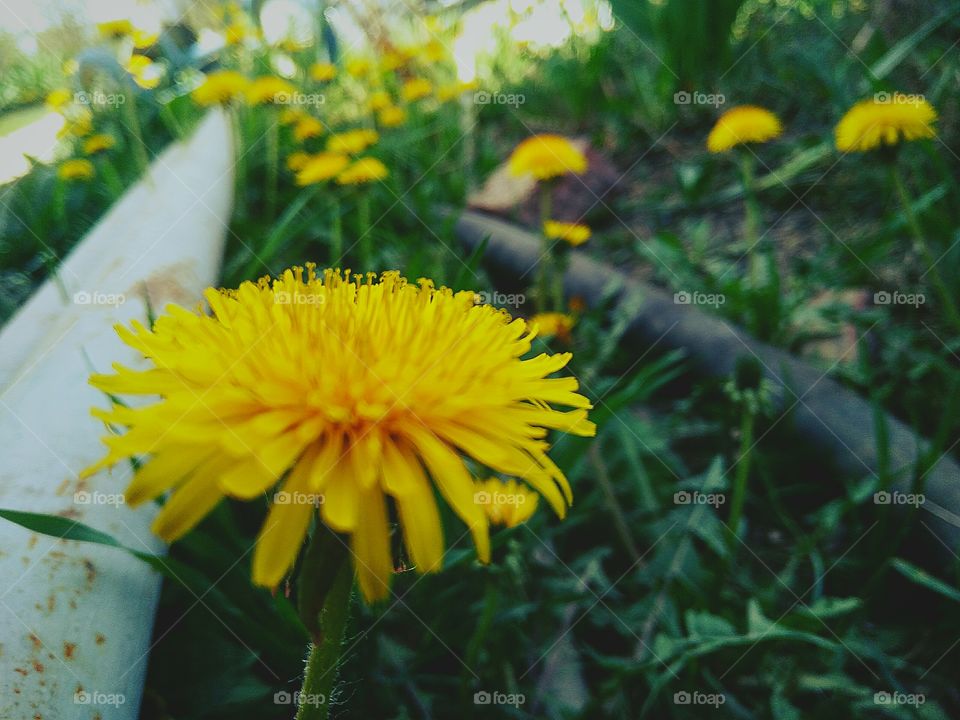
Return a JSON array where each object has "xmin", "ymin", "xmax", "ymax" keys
[
  {"xmin": 97, "ymin": 19, "xmax": 133, "ymax": 39},
  {"xmin": 326, "ymin": 128, "xmax": 379, "ymax": 155},
  {"xmin": 310, "ymin": 62, "xmax": 337, "ymax": 82},
  {"xmin": 508, "ymin": 134, "xmax": 588, "ymax": 181},
  {"xmin": 286, "ymin": 151, "xmax": 312, "ymax": 172},
  {"xmin": 131, "ymin": 28, "xmax": 158, "ymax": 49},
  {"xmin": 345, "ymin": 58, "xmax": 372, "ymax": 78},
  {"xmin": 543, "ymin": 220, "xmax": 591, "ymax": 247},
  {"xmin": 336, "ymin": 157, "xmax": 389, "ymax": 185},
  {"xmin": 474, "ymin": 478, "xmax": 539, "ymax": 528},
  {"xmin": 191, "ymin": 70, "xmax": 249, "ymax": 106},
  {"xmin": 57, "ymin": 110, "xmax": 92, "ymax": 139},
  {"xmin": 401, "ymin": 77, "xmax": 433, "ymax": 103},
  {"xmin": 835, "ymin": 93, "xmax": 937, "ymax": 152},
  {"xmin": 420, "ymin": 39, "xmax": 447, "ymax": 63},
  {"xmin": 293, "ymin": 115, "xmax": 325, "ymax": 142},
  {"xmin": 377, "ymin": 105, "xmax": 407, "ymax": 128},
  {"xmin": 295, "ymin": 152, "xmax": 350, "ymax": 185},
  {"xmin": 225, "ymin": 21, "xmax": 254, "ymax": 46},
  {"xmin": 82, "ymin": 268, "xmax": 595, "ymax": 602},
  {"xmin": 279, "ymin": 107, "xmax": 305, "ymax": 126},
  {"xmin": 46, "ymin": 88, "xmax": 72, "ymax": 111},
  {"xmin": 368, "ymin": 90, "xmax": 392, "ymax": 112},
  {"xmin": 380, "ymin": 49, "xmax": 410, "ymax": 72},
  {"xmin": 83, "ymin": 134, "xmax": 116, "ymax": 155},
  {"xmin": 58, "ymin": 158, "xmax": 95, "ymax": 181},
  {"xmin": 127, "ymin": 54, "xmax": 164, "ymax": 89},
  {"xmin": 246, "ymin": 76, "xmax": 296, "ymax": 105},
  {"xmin": 436, "ymin": 80, "xmax": 478, "ymax": 103},
  {"xmin": 706, "ymin": 105, "xmax": 783, "ymax": 153},
  {"xmin": 530, "ymin": 312, "xmax": 575, "ymax": 342}
]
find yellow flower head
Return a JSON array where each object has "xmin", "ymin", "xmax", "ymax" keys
[
  {"xmin": 474, "ymin": 478, "xmax": 539, "ymax": 528},
  {"xmin": 336, "ymin": 157, "xmax": 389, "ymax": 185},
  {"xmin": 835, "ymin": 93, "xmax": 937, "ymax": 152},
  {"xmin": 127, "ymin": 54, "xmax": 164, "ymax": 89},
  {"xmin": 83, "ymin": 268, "xmax": 595, "ymax": 602},
  {"xmin": 529, "ymin": 312, "xmax": 575, "ymax": 342},
  {"xmin": 544, "ymin": 220, "xmax": 591, "ymax": 247},
  {"xmin": 295, "ymin": 153, "xmax": 350, "ymax": 185},
  {"xmin": 46, "ymin": 88, "xmax": 72, "ymax": 111},
  {"xmin": 83, "ymin": 134, "xmax": 116, "ymax": 155},
  {"xmin": 310, "ymin": 62, "xmax": 337, "ymax": 82},
  {"xmin": 508, "ymin": 134, "xmax": 588, "ymax": 181},
  {"xmin": 132, "ymin": 28, "xmax": 158, "ymax": 49},
  {"xmin": 420, "ymin": 39, "xmax": 447, "ymax": 63},
  {"xmin": 225, "ymin": 21, "xmax": 254, "ymax": 46},
  {"xmin": 326, "ymin": 128, "xmax": 379, "ymax": 155},
  {"xmin": 401, "ymin": 77, "xmax": 433, "ymax": 103},
  {"xmin": 377, "ymin": 105, "xmax": 407, "ymax": 128},
  {"xmin": 286, "ymin": 151, "xmax": 312, "ymax": 172},
  {"xmin": 58, "ymin": 158, "xmax": 95, "ymax": 181},
  {"xmin": 368, "ymin": 90, "xmax": 392, "ymax": 112},
  {"xmin": 57, "ymin": 110, "xmax": 93, "ymax": 139},
  {"xmin": 191, "ymin": 70, "xmax": 249, "ymax": 106},
  {"xmin": 246, "ymin": 76, "xmax": 296, "ymax": 105},
  {"xmin": 97, "ymin": 19, "xmax": 133, "ymax": 39},
  {"xmin": 279, "ymin": 107, "xmax": 305, "ymax": 126},
  {"xmin": 345, "ymin": 58, "xmax": 372, "ymax": 78},
  {"xmin": 436, "ymin": 80, "xmax": 478, "ymax": 103},
  {"xmin": 293, "ymin": 115, "xmax": 325, "ymax": 142},
  {"xmin": 706, "ymin": 105, "xmax": 783, "ymax": 153},
  {"xmin": 380, "ymin": 49, "xmax": 410, "ymax": 72}
]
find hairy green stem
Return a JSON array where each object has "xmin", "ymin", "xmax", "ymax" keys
[{"xmin": 727, "ymin": 407, "xmax": 756, "ymax": 542}]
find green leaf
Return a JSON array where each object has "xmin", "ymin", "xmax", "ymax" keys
[{"xmin": 891, "ymin": 558, "xmax": 960, "ymax": 604}]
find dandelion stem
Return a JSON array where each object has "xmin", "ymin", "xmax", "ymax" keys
[
  {"xmin": 739, "ymin": 151, "xmax": 762, "ymax": 289},
  {"xmin": 891, "ymin": 166, "xmax": 960, "ymax": 334},
  {"xmin": 727, "ymin": 406, "xmax": 755, "ymax": 542},
  {"xmin": 331, "ymin": 196, "xmax": 343, "ymax": 266},
  {"xmin": 266, "ymin": 110, "xmax": 279, "ymax": 219},
  {"xmin": 357, "ymin": 192, "xmax": 372, "ymax": 271},
  {"xmin": 296, "ymin": 558, "xmax": 353, "ymax": 720},
  {"xmin": 121, "ymin": 91, "xmax": 150, "ymax": 175},
  {"xmin": 538, "ymin": 184, "xmax": 554, "ymax": 312}
]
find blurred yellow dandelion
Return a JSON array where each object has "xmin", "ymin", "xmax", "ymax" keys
[
  {"xmin": 377, "ymin": 105, "xmax": 407, "ymax": 128},
  {"xmin": 326, "ymin": 128, "xmax": 379, "ymax": 155},
  {"xmin": 835, "ymin": 94, "xmax": 937, "ymax": 152},
  {"xmin": 401, "ymin": 78, "xmax": 433, "ymax": 102},
  {"xmin": 58, "ymin": 158, "xmax": 95, "ymax": 181},
  {"xmin": 295, "ymin": 152, "xmax": 350, "ymax": 185},
  {"xmin": 508, "ymin": 134, "xmax": 587, "ymax": 181},
  {"xmin": 246, "ymin": 76, "xmax": 296, "ymax": 105},
  {"xmin": 293, "ymin": 116, "xmax": 325, "ymax": 141},
  {"xmin": 544, "ymin": 220, "xmax": 591, "ymax": 247},
  {"xmin": 46, "ymin": 88, "xmax": 72, "ymax": 111},
  {"xmin": 530, "ymin": 312, "xmax": 575, "ymax": 342},
  {"xmin": 83, "ymin": 134, "xmax": 116, "ymax": 154},
  {"xmin": 191, "ymin": 70, "xmax": 249, "ymax": 106},
  {"xmin": 310, "ymin": 62, "xmax": 337, "ymax": 82},
  {"xmin": 97, "ymin": 19, "xmax": 133, "ymax": 39},
  {"xmin": 336, "ymin": 157, "xmax": 389, "ymax": 185},
  {"xmin": 83, "ymin": 267, "xmax": 594, "ymax": 601},
  {"xmin": 286, "ymin": 151, "xmax": 312, "ymax": 172},
  {"xmin": 706, "ymin": 105, "xmax": 782, "ymax": 153}
]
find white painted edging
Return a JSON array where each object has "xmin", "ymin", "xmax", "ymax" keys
[{"xmin": 0, "ymin": 109, "xmax": 233, "ymax": 719}]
